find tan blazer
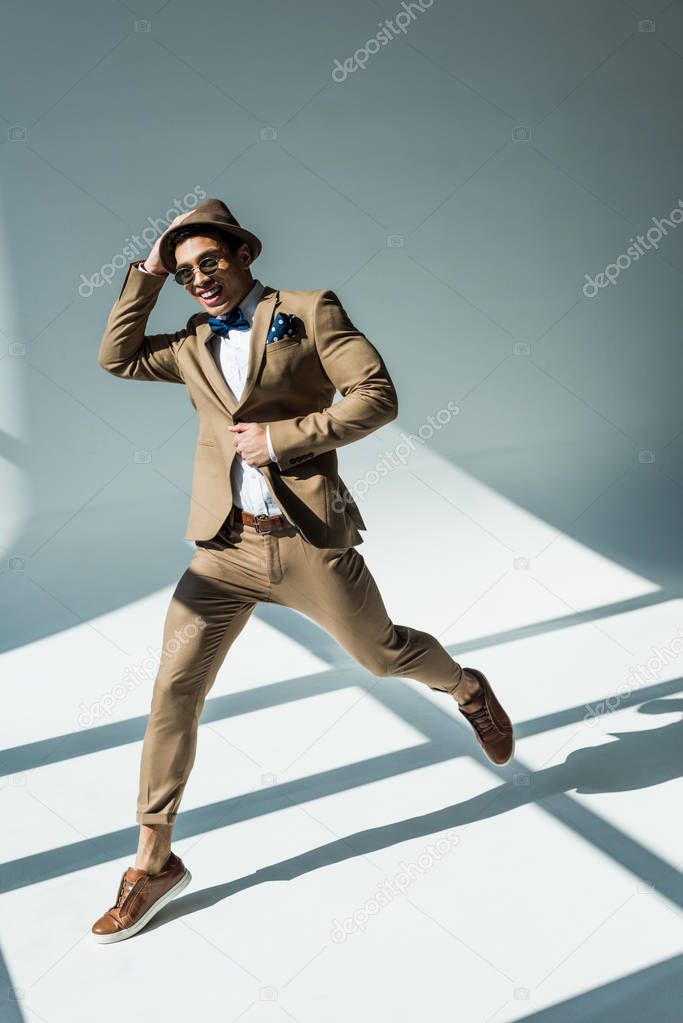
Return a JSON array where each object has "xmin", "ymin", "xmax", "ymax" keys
[{"xmin": 98, "ymin": 260, "xmax": 399, "ymax": 547}]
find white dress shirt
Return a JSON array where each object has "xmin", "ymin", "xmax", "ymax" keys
[{"xmin": 139, "ymin": 263, "xmax": 284, "ymax": 517}]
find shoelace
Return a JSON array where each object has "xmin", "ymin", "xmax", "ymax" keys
[
  {"xmin": 116, "ymin": 874, "xmax": 136, "ymax": 910},
  {"xmin": 465, "ymin": 705, "xmax": 497, "ymax": 739}
]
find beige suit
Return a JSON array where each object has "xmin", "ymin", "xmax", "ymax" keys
[
  {"xmin": 98, "ymin": 260, "xmax": 399, "ymax": 547},
  {"xmin": 98, "ymin": 260, "xmax": 466, "ymax": 825}
]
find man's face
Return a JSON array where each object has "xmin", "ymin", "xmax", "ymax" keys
[{"xmin": 174, "ymin": 233, "xmax": 253, "ymax": 313}]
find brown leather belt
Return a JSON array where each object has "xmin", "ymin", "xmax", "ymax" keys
[{"xmin": 232, "ymin": 506, "xmax": 296, "ymax": 534}]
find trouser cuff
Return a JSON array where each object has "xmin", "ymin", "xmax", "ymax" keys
[{"xmin": 136, "ymin": 811, "xmax": 178, "ymax": 825}]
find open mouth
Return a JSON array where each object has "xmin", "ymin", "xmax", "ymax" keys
[{"xmin": 197, "ymin": 283, "xmax": 224, "ymax": 306}]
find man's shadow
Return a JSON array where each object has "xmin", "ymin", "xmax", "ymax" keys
[{"xmin": 147, "ymin": 698, "xmax": 683, "ymax": 931}]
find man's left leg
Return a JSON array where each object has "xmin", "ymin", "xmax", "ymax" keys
[{"xmin": 270, "ymin": 534, "xmax": 514, "ymax": 765}]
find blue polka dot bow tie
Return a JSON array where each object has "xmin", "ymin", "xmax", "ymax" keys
[
  {"xmin": 207, "ymin": 306, "xmax": 250, "ymax": 337},
  {"xmin": 267, "ymin": 312, "xmax": 299, "ymax": 344}
]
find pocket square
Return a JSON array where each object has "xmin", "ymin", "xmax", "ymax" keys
[{"xmin": 267, "ymin": 312, "xmax": 300, "ymax": 344}]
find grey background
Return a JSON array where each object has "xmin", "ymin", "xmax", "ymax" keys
[{"xmin": 1, "ymin": 0, "xmax": 682, "ymax": 650}]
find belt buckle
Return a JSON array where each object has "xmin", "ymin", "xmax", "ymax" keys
[{"xmin": 253, "ymin": 513, "xmax": 273, "ymax": 534}]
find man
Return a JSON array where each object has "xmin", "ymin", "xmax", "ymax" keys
[{"xmin": 91, "ymin": 198, "xmax": 514, "ymax": 944}]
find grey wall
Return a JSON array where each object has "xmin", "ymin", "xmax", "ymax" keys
[{"xmin": 1, "ymin": 0, "xmax": 682, "ymax": 649}]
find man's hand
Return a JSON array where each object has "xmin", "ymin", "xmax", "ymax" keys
[
  {"xmin": 229, "ymin": 422, "xmax": 271, "ymax": 467},
  {"xmin": 143, "ymin": 211, "xmax": 194, "ymax": 276}
]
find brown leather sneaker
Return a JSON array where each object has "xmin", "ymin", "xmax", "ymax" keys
[
  {"xmin": 91, "ymin": 851, "xmax": 191, "ymax": 944},
  {"xmin": 457, "ymin": 667, "xmax": 515, "ymax": 765}
]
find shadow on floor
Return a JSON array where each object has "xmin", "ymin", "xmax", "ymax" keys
[{"xmin": 143, "ymin": 698, "xmax": 683, "ymax": 931}]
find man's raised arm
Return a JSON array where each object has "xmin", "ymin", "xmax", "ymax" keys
[
  {"xmin": 97, "ymin": 259, "xmax": 190, "ymax": 384},
  {"xmin": 98, "ymin": 209, "xmax": 194, "ymax": 383}
]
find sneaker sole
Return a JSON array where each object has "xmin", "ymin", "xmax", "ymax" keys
[
  {"xmin": 476, "ymin": 729, "xmax": 515, "ymax": 766},
  {"xmin": 492, "ymin": 730, "xmax": 515, "ymax": 766},
  {"xmin": 93, "ymin": 868, "xmax": 192, "ymax": 944}
]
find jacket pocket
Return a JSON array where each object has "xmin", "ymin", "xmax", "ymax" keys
[{"xmin": 265, "ymin": 337, "xmax": 302, "ymax": 354}]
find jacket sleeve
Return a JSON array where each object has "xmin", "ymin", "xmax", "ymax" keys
[
  {"xmin": 97, "ymin": 259, "xmax": 188, "ymax": 384},
  {"xmin": 267, "ymin": 290, "xmax": 398, "ymax": 470}
]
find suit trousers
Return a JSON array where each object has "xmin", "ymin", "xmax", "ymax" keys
[{"xmin": 136, "ymin": 507, "xmax": 465, "ymax": 824}]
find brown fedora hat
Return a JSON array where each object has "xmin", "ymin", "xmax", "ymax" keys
[{"xmin": 159, "ymin": 198, "xmax": 262, "ymax": 274}]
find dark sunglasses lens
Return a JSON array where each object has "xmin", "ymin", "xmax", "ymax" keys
[
  {"xmin": 199, "ymin": 257, "xmax": 219, "ymax": 274},
  {"xmin": 174, "ymin": 257, "xmax": 219, "ymax": 285}
]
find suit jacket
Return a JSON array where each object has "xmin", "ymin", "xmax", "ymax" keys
[{"xmin": 98, "ymin": 260, "xmax": 399, "ymax": 547}]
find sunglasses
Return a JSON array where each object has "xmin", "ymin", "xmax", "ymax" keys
[{"xmin": 174, "ymin": 254, "xmax": 228, "ymax": 287}]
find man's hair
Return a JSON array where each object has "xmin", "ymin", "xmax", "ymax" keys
[{"xmin": 170, "ymin": 225, "xmax": 247, "ymax": 263}]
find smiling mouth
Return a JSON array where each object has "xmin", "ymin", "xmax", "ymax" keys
[{"xmin": 197, "ymin": 283, "xmax": 224, "ymax": 306}]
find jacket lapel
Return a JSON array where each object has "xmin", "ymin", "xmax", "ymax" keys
[
  {"xmin": 194, "ymin": 286, "xmax": 280, "ymax": 416},
  {"xmin": 239, "ymin": 286, "xmax": 280, "ymax": 411}
]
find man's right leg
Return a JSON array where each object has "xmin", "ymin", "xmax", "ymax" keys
[
  {"xmin": 93, "ymin": 512, "xmax": 276, "ymax": 941},
  {"xmin": 93, "ymin": 565, "xmax": 257, "ymax": 942},
  {"xmin": 135, "ymin": 563, "xmax": 257, "ymax": 862}
]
